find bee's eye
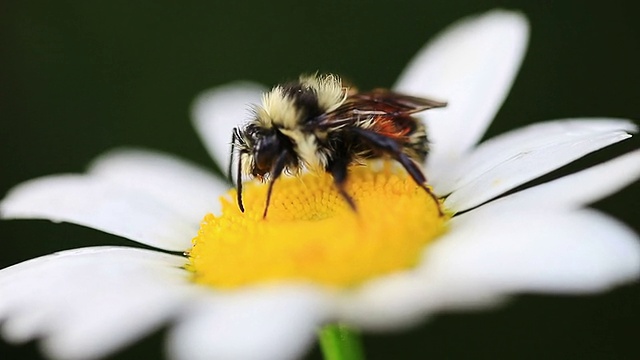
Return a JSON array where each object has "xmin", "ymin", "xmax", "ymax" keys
[{"xmin": 254, "ymin": 135, "xmax": 280, "ymax": 175}]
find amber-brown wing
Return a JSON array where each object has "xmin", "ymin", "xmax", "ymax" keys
[
  {"xmin": 313, "ymin": 89, "xmax": 445, "ymax": 140},
  {"xmin": 342, "ymin": 89, "xmax": 447, "ymax": 115}
]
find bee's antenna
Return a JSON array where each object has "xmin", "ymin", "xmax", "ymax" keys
[
  {"xmin": 228, "ymin": 128, "xmax": 237, "ymax": 183},
  {"xmin": 236, "ymin": 152, "xmax": 245, "ymax": 213},
  {"xmin": 263, "ymin": 151, "xmax": 288, "ymax": 219},
  {"xmin": 230, "ymin": 128, "xmax": 246, "ymax": 213}
]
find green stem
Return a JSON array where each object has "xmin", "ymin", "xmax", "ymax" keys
[{"xmin": 319, "ymin": 323, "xmax": 365, "ymax": 360}]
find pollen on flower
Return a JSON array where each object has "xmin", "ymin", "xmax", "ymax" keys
[{"xmin": 187, "ymin": 162, "xmax": 448, "ymax": 289}]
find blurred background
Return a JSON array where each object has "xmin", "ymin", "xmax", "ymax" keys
[{"xmin": 1, "ymin": 1, "xmax": 638, "ymax": 359}]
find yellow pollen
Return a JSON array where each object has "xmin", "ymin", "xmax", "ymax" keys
[{"xmin": 187, "ymin": 163, "xmax": 448, "ymax": 289}]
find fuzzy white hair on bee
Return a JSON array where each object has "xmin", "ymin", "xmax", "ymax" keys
[
  {"xmin": 257, "ymin": 86, "xmax": 300, "ymax": 129},
  {"xmin": 255, "ymin": 74, "xmax": 348, "ymax": 130},
  {"xmin": 298, "ymin": 73, "xmax": 348, "ymax": 113},
  {"xmin": 230, "ymin": 72, "xmax": 447, "ymax": 219},
  {"xmin": 279, "ymin": 128, "xmax": 328, "ymax": 170}
]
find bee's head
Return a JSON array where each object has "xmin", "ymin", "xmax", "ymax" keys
[
  {"xmin": 237, "ymin": 123, "xmax": 291, "ymax": 179},
  {"xmin": 252, "ymin": 131, "xmax": 281, "ymax": 178}
]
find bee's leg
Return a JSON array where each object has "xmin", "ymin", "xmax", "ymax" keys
[
  {"xmin": 352, "ymin": 128, "xmax": 443, "ymax": 215},
  {"xmin": 263, "ymin": 151, "xmax": 289, "ymax": 219},
  {"xmin": 395, "ymin": 153, "xmax": 444, "ymax": 216},
  {"xmin": 327, "ymin": 157, "xmax": 357, "ymax": 211}
]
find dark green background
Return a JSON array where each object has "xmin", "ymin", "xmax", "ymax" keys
[{"xmin": 1, "ymin": 1, "xmax": 638, "ymax": 359}]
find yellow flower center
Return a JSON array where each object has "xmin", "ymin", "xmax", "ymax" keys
[{"xmin": 187, "ymin": 163, "xmax": 448, "ymax": 289}]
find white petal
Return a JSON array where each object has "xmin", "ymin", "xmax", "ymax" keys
[
  {"xmin": 444, "ymin": 119, "xmax": 636, "ymax": 212},
  {"xmin": 336, "ymin": 209, "xmax": 640, "ymax": 330},
  {"xmin": 89, "ymin": 148, "xmax": 228, "ymax": 219},
  {"xmin": 167, "ymin": 285, "xmax": 329, "ymax": 360},
  {"xmin": 191, "ymin": 82, "xmax": 266, "ymax": 173},
  {"xmin": 468, "ymin": 149, "xmax": 640, "ymax": 216},
  {"xmin": 1, "ymin": 175, "xmax": 195, "ymax": 251},
  {"xmin": 438, "ymin": 118, "xmax": 637, "ymax": 193},
  {"xmin": 429, "ymin": 209, "xmax": 640, "ymax": 293},
  {"xmin": 335, "ymin": 271, "xmax": 505, "ymax": 331},
  {"xmin": 2, "ymin": 149, "xmax": 228, "ymax": 251},
  {"xmin": 0, "ymin": 247, "xmax": 195, "ymax": 360},
  {"xmin": 394, "ymin": 10, "xmax": 529, "ymax": 177}
]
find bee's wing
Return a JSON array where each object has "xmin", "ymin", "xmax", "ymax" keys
[
  {"xmin": 342, "ymin": 89, "xmax": 447, "ymax": 115},
  {"xmin": 310, "ymin": 89, "xmax": 446, "ymax": 143},
  {"xmin": 313, "ymin": 89, "xmax": 446, "ymax": 132}
]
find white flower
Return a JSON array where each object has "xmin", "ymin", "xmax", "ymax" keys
[{"xmin": 1, "ymin": 9, "xmax": 639, "ymax": 360}]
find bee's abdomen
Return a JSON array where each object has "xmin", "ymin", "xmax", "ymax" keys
[
  {"xmin": 406, "ymin": 120, "xmax": 429, "ymax": 162},
  {"xmin": 367, "ymin": 115, "xmax": 429, "ymax": 162}
]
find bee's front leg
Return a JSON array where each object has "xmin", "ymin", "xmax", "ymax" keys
[{"xmin": 326, "ymin": 153, "xmax": 357, "ymax": 211}]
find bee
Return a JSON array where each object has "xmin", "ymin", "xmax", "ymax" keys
[{"xmin": 229, "ymin": 74, "xmax": 446, "ymax": 218}]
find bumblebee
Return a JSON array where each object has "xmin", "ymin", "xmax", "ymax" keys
[{"xmin": 229, "ymin": 74, "xmax": 446, "ymax": 218}]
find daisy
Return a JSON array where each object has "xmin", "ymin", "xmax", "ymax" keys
[{"xmin": 1, "ymin": 9, "xmax": 639, "ymax": 360}]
